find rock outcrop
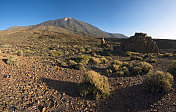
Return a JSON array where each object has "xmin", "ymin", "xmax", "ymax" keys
[{"xmin": 120, "ymin": 33, "xmax": 159, "ymax": 53}]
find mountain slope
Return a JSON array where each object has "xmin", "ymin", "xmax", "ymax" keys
[
  {"xmin": 108, "ymin": 33, "xmax": 128, "ymax": 38},
  {"xmin": 5, "ymin": 17, "xmax": 128, "ymax": 38},
  {"xmin": 31, "ymin": 17, "xmax": 128, "ymax": 38},
  {"xmin": 32, "ymin": 17, "xmax": 109, "ymax": 37}
]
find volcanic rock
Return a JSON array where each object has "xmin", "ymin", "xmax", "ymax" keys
[{"xmin": 120, "ymin": 33, "xmax": 159, "ymax": 53}]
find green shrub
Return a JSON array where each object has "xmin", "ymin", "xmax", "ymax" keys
[
  {"xmin": 106, "ymin": 56, "xmax": 112, "ymax": 61},
  {"xmin": 131, "ymin": 61, "xmax": 153, "ymax": 76},
  {"xmin": 75, "ymin": 63, "xmax": 85, "ymax": 70},
  {"xmin": 126, "ymin": 51, "xmax": 140, "ymax": 56},
  {"xmin": 111, "ymin": 60, "xmax": 123, "ymax": 65},
  {"xmin": 130, "ymin": 56, "xmax": 143, "ymax": 61},
  {"xmin": 143, "ymin": 71, "xmax": 174, "ymax": 93},
  {"xmin": 17, "ymin": 50, "xmax": 23, "ymax": 56},
  {"xmin": 68, "ymin": 60, "xmax": 77, "ymax": 68},
  {"xmin": 168, "ymin": 60, "xmax": 176, "ymax": 79},
  {"xmin": 49, "ymin": 50, "xmax": 63, "ymax": 57},
  {"xmin": 77, "ymin": 46, "xmax": 85, "ymax": 53},
  {"xmin": 110, "ymin": 64, "xmax": 120, "ymax": 72},
  {"xmin": 80, "ymin": 70, "xmax": 110, "ymax": 99},
  {"xmin": 74, "ymin": 55, "xmax": 91, "ymax": 65},
  {"xmin": 158, "ymin": 53, "xmax": 173, "ymax": 58},
  {"xmin": 146, "ymin": 58, "xmax": 157, "ymax": 63},
  {"xmin": 100, "ymin": 57, "xmax": 108, "ymax": 64},
  {"xmin": 89, "ymin": 57, "xmax": 101, "ymax": 65},
  {"xmin": 60, "ymin": 62, "xmax": 67, "ymax": 67},
  {"xmin": 64, "ymin": 51, "xmax": 69, "ymax": 55},
  {"xmin": 122, "ymin": 62, "xmax": 133, "ymax": 68},
  {"xmin": 4, "ymin": 56, "xmax": 19, "ymax": 66},
  {"xmin": 106, "ymin": 61, "xmax": 153, "ymax": 77}
]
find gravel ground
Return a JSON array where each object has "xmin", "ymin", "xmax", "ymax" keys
[{"xmin": 0, "ymin": 53, "xmax": 175, "ymax": 112}]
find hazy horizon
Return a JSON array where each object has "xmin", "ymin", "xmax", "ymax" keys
[{"xmin": 0, "ymin": 0, "xmax": 176, "ymax": 40}]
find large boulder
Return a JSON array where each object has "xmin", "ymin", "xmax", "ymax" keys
[{"xmin": 120, "ymin": 33, "xmax": 159, "ymax": 53}]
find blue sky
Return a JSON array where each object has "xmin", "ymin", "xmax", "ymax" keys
[{"xmin": 0, "ymin": 0, "xmax": 176, "ymax": 39}]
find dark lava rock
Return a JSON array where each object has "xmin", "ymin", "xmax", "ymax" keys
[{"xmin": 120, "ymin": 33, "xmax": 159, "ymax": 53}]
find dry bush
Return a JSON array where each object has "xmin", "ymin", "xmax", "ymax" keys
[
  {"xmin": 68, "ymin": 60, "xmax": 77, "ymax": 68},
  {"xmin": 106, "ymin": 60, "xmax": 153, "ymax": 77},
  {"xmin": 130, "ymin": 55, "xmax": 143, "ymax": 61},
  {"xmin": 106, "ymin": 56, "xmax": 112, "ymax": 61},
  {"xmin": 17, "ymin": 50, "xmax": 23, "ymax": 56},
  {"xmin": 111, "ymin": 60, "xmax": 123, "ymax": 65},
  {"xmin": 158, "ymin": 53, "xmax": 173, "ymax": 58},
  {"xmin": 126, "ymin": 51, "xmax": 141, "ymax": 56},
  {"xmin": 143, "ymin": 71, "xmax": 174, "ymax": 93},
  {"xmin": 75, "ymin": 63, "xmax": 85, "ymax": 70},
  {"xmin": 5, "ymin": 56, "xmax": 19, "ymax": 66},
  {"xmin": 131, "ymin": 61, "xmax": 153, "ymax": 76},
  {"xmin": 146, "ymin": 58, "xmax": 157, "ymax": 63},
  {"xmin": 80, "ymin": 70, "xmax": 110, "ymax": 99},
  {"xmin": 88, "ymin": 57, "xmax": 101, "ymax": 65},
  {"xmin": 99, "ymin": 57, "xmax": 108, "ymax": 64},
  {"xmin": 168, "ymin": 60, "xmax": 176, "ymax": 79},
  {"xmin": 49, "ymin": 50, "xmax": 63, "ymax": 57},
  {"xmin": 74, "ymin": 55, "xmax": 91, "ymax": 65}
]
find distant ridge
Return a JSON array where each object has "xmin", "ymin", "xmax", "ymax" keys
[
  {"xmin": 6, "ymin": 26, "xmax": 25, "ymax": 30},
  {"xmin": 6, "ymin": 17, "xmax": 128, "ymax": 38},
  {"xmin": 31, "ymin": 17, "xmax": 128, "ymax": 38}
]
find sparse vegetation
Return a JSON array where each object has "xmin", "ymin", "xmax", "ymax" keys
[
  {"xmin": 49, "ymin": 50, "xmax": 63, "ymax": 57},
  {"xmin": 143, "ymin": 71, "xmax": 174, "ymax": 93},
  {"xmin": 80, "ymin": 70, "xmax": 110, "ymax": 99},
  {"xmin": 4, "ymin": 56, "xmax": 19, "ymax": 66},
  {"xmin": 0, "ymin": 18, "xmax": 175, "ymax": 112},
  {"xmin": 88, "ymin": 57, "xmax": 101, "ymax": 66},
  {"xmin": 168, "ymin": 60, "xmax": 176, "ymax": 79},
  {"xmin": 106, "ymin": 60, "xmax": 153, "ymax": 77},
  {"xmin": 146, "ymin": 58, "xmax": 157, "ymax": 63},
  {"xmin": 158, "ymin": 53, "xmax": 173, "ymax": 58},
  {"xmin": 130, "ymin": 55, "xmax": 143, "ymax": 60}
]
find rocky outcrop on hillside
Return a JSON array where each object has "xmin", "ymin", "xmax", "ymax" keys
[{"xmin": 120, "ymin": 33, "xmax": 159, "ymax": 53}]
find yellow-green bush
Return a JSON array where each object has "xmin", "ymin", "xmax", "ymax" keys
[
  {"xmin": 106, "ymin": 60, "xmax": 153, "ymax": 77},
  {"xmin": 126, "ymin": 51, "xmax": 141, "ymax": 56},
  {"xmin": 89, "ymin": 57, "xmax": 101, "ymax": 65},
  {"xmin": 158, "ymin": 53, "xmax": 173, "ymax": 58},
  {"xmin": 60, "ymin": 62, "xmax": 67, "ymax": 67},
  {"xmin": 17, "ymin": 50, "xmax": 23, "ymax": 56},
  {"xmin": 111, "ymin": 60, "xmax": 123, "ymax": 65},
  {"xmin": 100, "ymin": 57, "xmax": 108, "ymax": 64},
  {"xmin": 80, "ymin": 70, "xmax": 110, "ymax": 99},
  {"xmin": 106, "ymin": 56, "xmax": 112, "ymax": 61},
  {"xmin": 168, "ymin": 60, "xmax": 176, "ymax": 79},
  {"xmin": 68, "ymin": 60, "xmax": 77, "ymax": 68},
  {"xmin": 4, "ymin": 56, "xmax": 19, "ymax": 66},
  {"xmin": 110, "ymin": 64, "xmax": 120, "ymax": 72},
  {"xmin": 143, "ymin": 71, "xmax": 174, "ymax": 93},
  {"xmin": 131, "ymin": 61, "xmax": 153, "ymax": 76},
  {"xmin": 146, "ymin": 58, "xmax": 157, "ymax": 63},
  {"xmin": 75, "ymin": 63, "xmax": 85, "ymax": 70},
  {"xmin": 49, "ymin": 50, "xmax": 63, "ymax": 57},
  {"xmin": 130, "ymin": 55, "xmax": 143, "ymax": 61},
  {"xmin": 74, "ymin": 55, "xmax": 91, "ymax": 65}
]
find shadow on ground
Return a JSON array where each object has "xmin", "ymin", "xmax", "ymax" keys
[
  {"xmin": 40, "ymin": 77, "xmax": 80, "ymax": 97},
  {"xmin": 97, "ymin": 84, "xmax": 165, "ymax": 112}
]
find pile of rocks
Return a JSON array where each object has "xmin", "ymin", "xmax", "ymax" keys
[{"xmin": 120, "ymin": 33, "xmax": 159, "ymax": 53}]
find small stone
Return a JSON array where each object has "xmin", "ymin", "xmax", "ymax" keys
[
  {"xmin": 89, "ymin": 109, "xmax": 94, "ymax": 112},
  {"xmin": 61, "ymin": 92, "xmax": 65, "ymax": 96},
  {"xmin": 3, "ymin": 74, "xmax": 7, "ymax": 78},
  {"xmin": 42, "ymin": 107, "xmax": 47, "ymax": 112}
]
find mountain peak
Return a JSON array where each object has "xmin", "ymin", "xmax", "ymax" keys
[
  {"xmin": 63, "ymin": 17, "xmax": 72, "ymax": 21},
  {"xmin": 28, "ymin": 17, "xmax": 128, "ymax": 38}
]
